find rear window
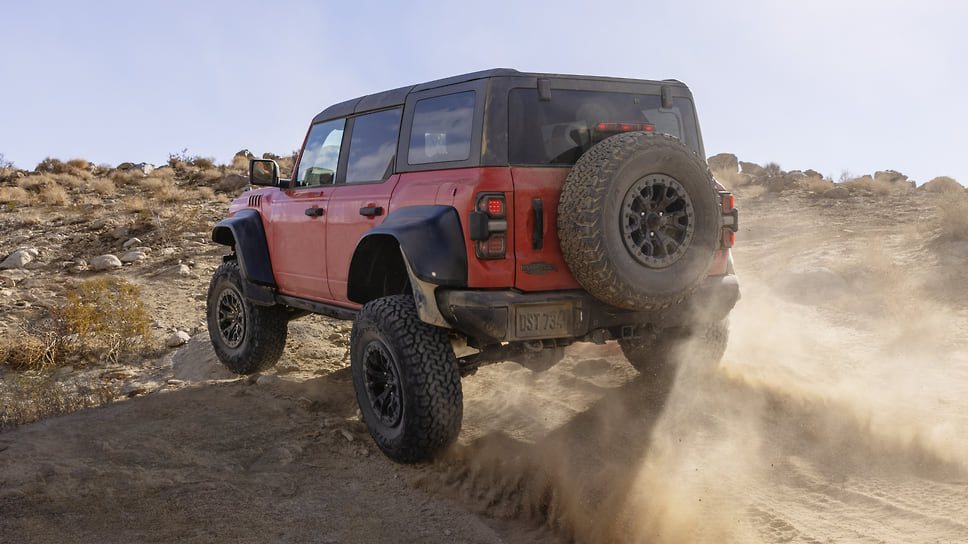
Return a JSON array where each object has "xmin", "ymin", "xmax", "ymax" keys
[{"xmin": 508, "ymin": 89, "xmax": 700, "ymax": 165}]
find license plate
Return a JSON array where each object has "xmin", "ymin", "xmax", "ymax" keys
[{"xmin": 514, "ymin": 303, "xmax": 573, "ymax": 339}]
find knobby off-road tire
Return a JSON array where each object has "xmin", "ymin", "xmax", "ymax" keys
[
  {"xmin": 350, "ymin": 295, "xmax": 463, "ymax": 464},
  {"xmin": 619, "ymin": 319, "xmax": 729, "ymax": 375},
  {"xmin": 206, "ymin": 260, "xmax": 288, "ymax": 375},
  {"xmin": 558, "ymin": 132, "xmax": 721, "ymax": 311}
]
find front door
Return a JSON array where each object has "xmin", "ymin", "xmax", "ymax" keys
[{"xmin": 266, "ymin": 118, "xmax": 345, "ymax": 302}]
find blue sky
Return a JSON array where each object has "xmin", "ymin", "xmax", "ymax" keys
[{"xmin": 1, "ymin": 0, "xmax": 965, "ymax": 185}]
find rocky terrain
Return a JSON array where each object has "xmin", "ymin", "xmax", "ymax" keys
[{"xmin": 1, "ymin": 154, "xmax": 967, "ymax": 542}]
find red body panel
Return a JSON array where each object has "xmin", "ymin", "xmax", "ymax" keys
[
  {"xmin": 392, "ymin": 167, "xmax": 516, "ymax": 289},
  {"xmin": 508, "ymin": 167, "xmax": 582, "ymax": 291},
  {"xmin": 326, "ymin": 177, "xmax": 400, "ymax": 303},
  {"xmin": 260, "ymin": 187, "xmax": 333, "ymax": 301}
]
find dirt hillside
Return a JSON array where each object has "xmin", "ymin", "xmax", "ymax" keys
[{"xmin": 2, "ymin": 161, "xmax": 968, "ymax": 543}]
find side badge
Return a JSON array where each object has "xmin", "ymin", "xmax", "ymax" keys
[{"xmin": 521, "ymin": 261, "xmax": 557, "ymax": 275}]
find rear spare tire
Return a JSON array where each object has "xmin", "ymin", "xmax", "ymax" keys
[{"xmin": 558, "ymin": 132, "xmax": 720, "ymax": 310}]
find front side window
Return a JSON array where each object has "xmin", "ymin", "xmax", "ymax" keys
[
  {"xmin": 408, "ymin": 91, "xmax": 475, "ymax": 165},
  {"xmin": 508, "ymin": 89, "xmax": 700, "ymax": 165},
  {"xmin": 295, "ymin": 118, "xmax": 344, "ymax": 187},
  {"xmin": 345, "ymin": 108, "xmax": 402, "ymax": 183}
]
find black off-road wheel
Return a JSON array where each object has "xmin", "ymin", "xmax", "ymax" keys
[
  {"xmin": 558, "ymin": 132, "xmax": 721, "ymax": 311},
  {"xmin": 206, "ymin": 260, "xmax": 288, "ymax": 375},
  {"xmin": 619, "ymin": 319, "xmax": 729, "ymax": 375},
  {"xmin": 350, "ymin": 295, "xmax": 462, "ymax": 464}
]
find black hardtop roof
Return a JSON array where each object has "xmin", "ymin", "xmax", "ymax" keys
[{"xmin": 311, "ymin": 68, "xmax": 688, "ymax": 123}]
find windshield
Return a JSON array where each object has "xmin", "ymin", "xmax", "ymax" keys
[{"xmin": 508, "ymin": 88, "xmax": 700, "ymax": 165}]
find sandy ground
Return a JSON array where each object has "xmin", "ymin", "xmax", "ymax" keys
[{"xmin": 2, "ymin": 182, "xmax": 968, "ymax": 543}]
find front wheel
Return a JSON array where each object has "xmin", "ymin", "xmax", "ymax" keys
[
  {"xmin": 206, "ymin": 260, "xmax": 288, "ymax": 374},
  {"xmin": 350, "ymin": 295, "xmax": 462, "ymax": 463}
]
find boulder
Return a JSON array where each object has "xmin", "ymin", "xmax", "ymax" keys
[
  {"xmin": 120, "ymin": 249, "xmax": 148, "ymax": 263},
  {"xmin": 159, "ymin": 264, "xmax": 191, "ymax": 277},
  {"xmin": 122, "ymin": 237, "xmax": 143, "ymax": 249},
  {"xmin": 215, "ymin": 173, "xmax": 248, "ymax": 192},
  {"xmin": 707, "ymin": 153, "xmax": 738, "ymax": 174},
  {"xmin": 823, "ymin": 186, "xmax": 850, "ymax": 199},
  {"xmin": 0, "ymin": 248, "xmax": 39, "ymax": 270},
  {"xmin": 165, "ymin": 330, "xmax": 191, "ymax": 348},
  {"xmin": 91, "ymin": 254, "xmax": 123, "ymax": 271},
  {"xmin": 921, "ymin": 176, "xmax": 964, "ymax": 194},
  {"xmin": 739, "ymin": 161, "xmax": 767, "ymax": 178}
]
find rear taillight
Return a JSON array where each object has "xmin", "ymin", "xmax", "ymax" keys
[
  {"xmin": 469, "ymin": 192, "xmax": 508, "ymax": 259},
  {"xmin": 719, "ymin": 191, "xmax": 739, "ymax": 248}
]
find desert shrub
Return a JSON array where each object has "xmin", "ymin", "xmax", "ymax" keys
[
  {"xmin": 56, "ymin": 278, "xmax": 152, "ymax": 359},
  {"xmin": 0, "ymin": 185, "xmax": 29, "ymax": 207},
  {"xmin": 145, "ymin": 203, "xmax": 205, "ymax": 245},
  {"xmin": 35, "ymin": 157, "xmax": 66, "ymax": 173},
  {"xmin": 109, "ymin": 168, "xmax": 144, "ymax": 186},
  {"xmin": 141, "ymin": 175, "xmax": 189, "ymax": 202},
  {"xmin": 938, "ymin": 194, "xmax": 968, "ymax": 242},
  {"xmin": 1, "ymin": 278, "xmax": 152, "ymax": 371},
  {"xmin": 38, "ymin": 181, "xmax": 70, "ymax": 206},
  {"xmin": 88, "ymin": 176, "xmax": 117, "ymax": 195},
  {"xmin": 232, "ymin": 153, "xmax": 250, "ymax": 170},
  {"xmin": 66, "ymin": 158, "xmax": 90, "ymax": 171},
  {"xmin": 191, "ymin": 156, "xmax": 216, "ymax": 170},
  {"xmin": 265, "ymin": 152, "xmax": 298, "ymax": 176},
  {"xmin": 799, "ymin": 176, "xmax": 835, "ymax": 194},
  {"xmin": 842, "ymin": 175, "xmax": 898, "ymax": 195},
  {"xmin": 0, "ymin": 370, "xmax": 118, "ymax": 431}
]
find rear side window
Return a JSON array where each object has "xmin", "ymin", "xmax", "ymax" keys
[
  {"xmin": 408, "ymin": 91, "xmax": 475, "ymax": 165},
  {"xmin": 345, "ymin": 108, "xmax": 402, "ymax": 183},
  {"xmin": 508, "ymin": 89, "xmax": 700, "ymax": 165}
]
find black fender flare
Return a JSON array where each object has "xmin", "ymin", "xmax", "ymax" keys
[
  {"xmin": 211, "ymin": 209, "xmax": 276, "ymax": 287},
  {"xmin": 347, "ymin": 205, "xmax": 467, "ymax": 304}
]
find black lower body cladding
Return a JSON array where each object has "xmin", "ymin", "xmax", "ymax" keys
[{"xmin": 558, "ymin": 131, "xmax": 722, "ymax": 311}]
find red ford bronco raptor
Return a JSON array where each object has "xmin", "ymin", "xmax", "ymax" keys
[{"xmin": 206, "ymin": 69, "xmax": 739, "ymax": 463}]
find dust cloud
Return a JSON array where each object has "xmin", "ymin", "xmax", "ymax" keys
[{"xmin": 426, "ymin": 186, "xmax": 968, "ymax": 542}]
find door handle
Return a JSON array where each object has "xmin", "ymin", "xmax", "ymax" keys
[
  {"xmin": 305, "ymin": 207, "xmax": 324, "ymax": 217},
  {"xmin": 359, "ymin": 206, "xmax": 383, "ymax": 217}
]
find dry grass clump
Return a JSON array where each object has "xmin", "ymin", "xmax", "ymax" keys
[
  {"xmin": 143, "ymin": 203, "xmax": 207, "ymax": 245},
  {"xmin": 140, "ymin": 174, "xmax": 191, "ymax": 203},
  {"xmin": 0, "ymin": 371, "xmax": 118, "ymax": 431},
  {"xmin": 88, "ymin": 176, "xmax": 117, "ymax": 195},
  {"xmin": 799, "ymin": 176, "xmax": 835, "ymax": 194},
  {"xmin": 841, "ymin": 175, "xmax": 902, "ymax": 195},
  {"xmin": 0, "ymin": 185, "xmax": 29, "ymax": 208},
  {"xmin": 1, "ymin": 277, "xmax": 152, "ymax": 371}
]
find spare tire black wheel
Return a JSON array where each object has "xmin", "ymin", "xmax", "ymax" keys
[{"xmin": 558, "ymin": 132, "xmax": 721, "ymax": 311}]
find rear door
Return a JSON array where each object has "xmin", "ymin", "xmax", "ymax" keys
[{"xmin": 325, "ymin": 108, "xmax": 403, "ymax": 302}]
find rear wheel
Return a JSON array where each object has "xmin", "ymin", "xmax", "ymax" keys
[
  {"xmin": 350, "ymin": 295, "xmax": 462, "ymax": 463},
  {"xmin": 619, "ymin": 319, "xmax": 729, "ymax": 375},
  {"xmin": 206, "ymin": 260, "xmax": 288, "ymax": 374}
]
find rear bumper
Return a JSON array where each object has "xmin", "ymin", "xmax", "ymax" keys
[{"xmin": 436, "ymin": 274, "xmax": 740, "ymax": 343}]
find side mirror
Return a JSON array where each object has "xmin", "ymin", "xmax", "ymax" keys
[{"xmin": 249, "ymin": 159, "xmax": 280, "ymax": 187}]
